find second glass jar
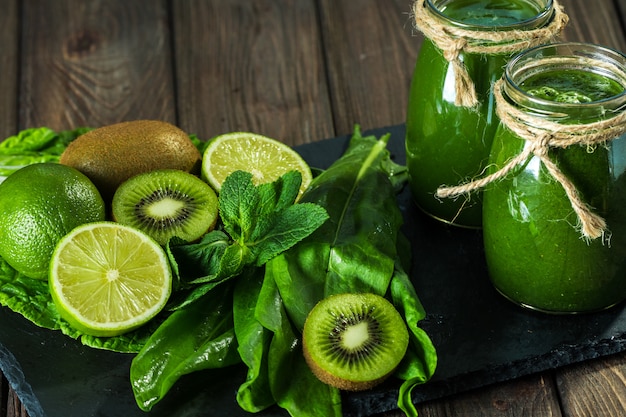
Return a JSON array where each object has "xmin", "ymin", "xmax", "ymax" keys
[{"xmin": 483, "ymin": 42, "xmax": 626, "ymax": 313}]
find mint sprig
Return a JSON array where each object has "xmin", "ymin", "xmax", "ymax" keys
[{"xmin": 167, "ymin": 170, "xmax": 328, "ymax": 310}]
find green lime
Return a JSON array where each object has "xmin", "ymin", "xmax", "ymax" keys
[
  {"xmin": 0, "ymin": 163, "xmax": 106, "ymax": 279},
  {"xmin": 201, "ymin": 132, "xmax": 312, "ymax": 199},
  {"xmin": 49, "ymin": 222, "xmax": 172, "ymax": 337}
]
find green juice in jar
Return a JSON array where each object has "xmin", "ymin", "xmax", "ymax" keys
[
  {"xmin": 483, "ymin": 43, "xmax": 626, "ymax": 313},
  {"xmin": 406, "ymin": 0, "xmax": 555, "ymax": 227}
]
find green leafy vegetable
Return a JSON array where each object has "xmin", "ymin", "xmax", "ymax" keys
[
  {"xmin": 0, "ymin": 125, "xmax": 437, "ymax": 417},
  {"xmin": 251, "ymin": 126, "xmax": 438, "ymax": 416},
  {"xmin": 0, "ymin": 256, "xmax": 153, "ymax": 352},
  {"xmin": 129, "ymin": 169, "xmax": 329, "ymax": 410},
  {"xmin": 166, "ymin": 170, "xmax": 329, "ymax": 309},
  {"xmin": 0, "ymin": 127, "xmax": 91, "ymax": 179},
  {"xmin": 130, "ymin": 282, "xmax": 241, "ymax": 411}
]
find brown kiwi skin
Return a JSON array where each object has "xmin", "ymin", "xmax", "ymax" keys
[{"xmin": 59, "ymin": 120, "xmax": 202, "ymax": 203}]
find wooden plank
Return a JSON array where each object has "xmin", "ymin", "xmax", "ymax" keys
[
  {"xmin": 559, "ymin": 0, "xmax": 626, "ymax": 50},
  {"xmin": 317, "ymin": 0, "xmax": 421, "ymax": 136},
  {"xmin": 5, "ymin": 387, "xmax": 27, "ymax": 417},
  {"xmin": 1, "ymin": 375, "xmax": 8, "ymax": 417},
  {"xmin": 0, "ymin": 6, "xmax": 24, "ymax": 417},
  {"xmin": 0, "ymin": 0, "xmax": 18, "ymax": 138},
  {"xmin": 19, "ymin": 0, "xmax": 175, "ymax": 130},
  {"xmin": 556, "ymin": 352, "xmax": 626, "ymax": 417},
  {"xmin": 412, "ymin": 375, "xmax": 562, "ymax": 417},
  {"xmin": 618, "ymin": 0, "xmax": 626, "ymax": 33},
  {"xmin": 172, "ymin": 0, "xmax": 333, "ymax": 146}
]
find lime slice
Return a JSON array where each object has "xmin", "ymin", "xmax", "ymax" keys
[
  {"xmin": 49, "ymin": 222, "xmax": 172, "ymax": 337},
  {"xmin": 201, "ymin": 132, "xmax": 313, "ymax": 198}
]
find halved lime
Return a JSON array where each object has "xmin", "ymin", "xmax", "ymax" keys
[
  {"xmin": 49, "ymin": 222, "xmax": 172, "ymax": 337},
  {"xmin": 201, "ymin": 132, "xmax": 312, "ymax": 198}
]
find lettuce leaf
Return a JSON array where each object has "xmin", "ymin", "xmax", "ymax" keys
[
  {"xmin": 0, "ymin": 127, "xmax": 91, "ymax": 180},
  {"xmin": 0, "ymin": 256, "xmax": 151, "ymax": 352}
]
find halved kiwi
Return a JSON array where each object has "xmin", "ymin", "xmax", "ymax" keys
[
  {"xmin": 112, "ymin": 169, "xmax": 218, "ymax": 245},
  {"xmin": 302, "ymin": 292, "xmax": 409, "ymax": 391}
]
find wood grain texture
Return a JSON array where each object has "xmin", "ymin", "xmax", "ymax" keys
[
  {"xmin": 172, "ymin": 0, "xmax": 333, "ymax": 145},
  {"xmin": 1, "ymin": 376, "xmax": 7, "ymax": 417},
  {"xmin": 317, "ymin": 0, "xmax": 421, "ymax": 136},
  {"xmin": 559, "ymin": 0, "xmax": 626, "ymax": 50},
  {"xmin": 411, "ymin": 375, "xmax": 562, "ymax": 417},
  {"xmin": 0, "ymin": 2, "xmax": 24, "ymax": 408},
  {"xmin": 557, "ymin": 353, "xmax": 626, "ymax": 417},
  {"xmin": 5, "ymin": 387, "xmax": 26, "ymax": 417},
  {"xmin": 0, "ymin": 0, "xmax": 18, "ymax": 138},
  {"xmin": 19, "ymin": 0, "xmax": 175, "ymax": 130}
]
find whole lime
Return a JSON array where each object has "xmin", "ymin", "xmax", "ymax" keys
[{"xmin": 0, "ymin": 163, "xmax": 106, "ymax": 279}]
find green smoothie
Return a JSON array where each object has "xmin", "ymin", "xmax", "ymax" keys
[
  {"xmin": 406, "ymin": 0, "xmax": 552, "ymax": 227},
  {"xmin": 483, "ymin": 48, "xmax": 626, "ymax": 313},
  {"xmin": 521, "ymin": 69, "xmax": 625, "ymax": 102}
]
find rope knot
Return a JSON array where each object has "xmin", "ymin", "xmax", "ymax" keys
[
  {"xmin": 412, "ymin": 0, "xmax": 568, "ymax": 108},
  {"xmin": 532, "ymin": 134, "xmax": 553, "ymax": 157},
  {"xmin": 442, "ymin": 38, "xmax": 467, "ymax": 62},
  {"xmin": 436, "ymin": 79, "xmax": 626, "ymax": 240}
]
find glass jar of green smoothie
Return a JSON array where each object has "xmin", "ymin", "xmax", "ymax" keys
[
  {"xmin": 406, "ymin": 0, "xmax": 567, "ymax": 227},
  {"xmin": 483, "ymin": 42, "xmax": 626, "ymax": 313}
]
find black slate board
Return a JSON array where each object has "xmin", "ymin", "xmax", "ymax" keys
[{"xmin": 1, "ymin": 124, "xmax": 625, "ymax": 417}]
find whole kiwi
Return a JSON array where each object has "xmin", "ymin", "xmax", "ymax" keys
[
  {"xmin": 302, "ymin": 292, "xmax": 409, "ymax": 391},
  {"xmin": 59, "ymin": 120, "xmax": 202, "ymax": 202}
]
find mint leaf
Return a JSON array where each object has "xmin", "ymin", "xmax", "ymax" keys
[
  {"xmin": 220, "ymin": 171, "xmax": 259, "ymax": 241},
  {"xmin": 252, "ymin": 203, "xmax": 328, "ymax": 265},
  {"xmin": 256, "ymin": 170, "xmax": 302, "ymax": 215},
  {"xmin": 169, "ymin": 169, "xmax": 328, "ymax": 309}
]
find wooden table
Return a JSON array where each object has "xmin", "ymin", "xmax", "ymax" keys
[{"xmin": 1, "ymin": 0, "xmax": 626, "ymax": 416}]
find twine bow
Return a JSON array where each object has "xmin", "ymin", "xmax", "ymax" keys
[
  {"xmin": 412, "ymin": 0, "xmax": 569, "ymax": 107},
  {"xmin": 437, "ymin": 79, "xmax": 626, "ymax": 240}
]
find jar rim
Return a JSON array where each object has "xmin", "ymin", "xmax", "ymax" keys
[
  {"xmin": 503, "ymin": 42, "xmax": 626, "ymax": 117},
  {"xmin": 426, "ymin": 0, "xmax": 554, "ymax": 31}
]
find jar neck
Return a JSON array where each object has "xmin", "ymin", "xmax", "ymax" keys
[
  {"xmin": 502, "ymin": 43, "xmax": 626, "ymax": 122},
  {"xmin": 427, "ymin": 0, "xmax": 554, "ymax": 31}
]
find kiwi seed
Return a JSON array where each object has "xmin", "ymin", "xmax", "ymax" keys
[
  {"xmin": 112, "ymin": 169, "xmax": 218, "ymax": 245},
  {"xmin": 302, "ymin": 292, "xmax": 409, "ymax": 391}
]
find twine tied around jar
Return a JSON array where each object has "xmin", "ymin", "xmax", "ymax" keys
[
  {"xmin": 412, "ymin": 0, "xmax": 569, "ymax": 107},
  {"xmin": 436, "ymin": 78, "xmax": 626, "ymax": 240}
]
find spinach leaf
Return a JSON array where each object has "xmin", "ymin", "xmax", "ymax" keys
[
  {"xmin": 269, "ymin": 127, "xmax": 406, "ymax": 329},
  {"xmin": 263, "ymin": 126, "xmax": 437, "ymax": 416},
  {"xmin": 250, "ymin": 267, "xmax": 343, "ymax": 417},
  {"xmin": 390, "ymin": 261, "xmax": 438, "ymax": 416},
  {"xmin": 130, "ymin": 282, "xmax": 240, "ymax": 412},
  {"xmin": 233, "ymin": 268, "xmax": 274, "ymax": 412}
]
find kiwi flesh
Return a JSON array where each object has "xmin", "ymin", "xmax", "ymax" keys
[
  {"xmin": 60, "ymin": 120, "xmax": 202, "ymax": 202},
  {"xmin": 112, "ymin": 169, "xmax": 218, "ymax": 245},
  {"xmin": 302, "ymin": 292, "xmax": 409, "ymax": 391}
]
